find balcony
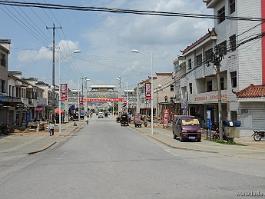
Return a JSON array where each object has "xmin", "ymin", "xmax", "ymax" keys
[{"xmin": 37, "ymin": 97, "xmax": 47, "ymax": 106}]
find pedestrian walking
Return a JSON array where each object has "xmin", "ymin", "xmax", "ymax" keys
[
  {"xmin": 85, "ymin": 115, "xmax": 89, "ymax": 125},
  {"xmin": 48, "ymin": 121, "xmax": 55, "ymax": 136}
]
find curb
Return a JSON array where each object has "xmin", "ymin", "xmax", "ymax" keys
[
  {"xmin": 146, "ymin": 134, "xmax": 218, "ymax": 154},
  {"xmin": 28, "ymin": 141, "xmax": 57, "ymax": 155},
  {"xmin": 129, "ymin": 126, "xmax": 218, "ymax": 154}
]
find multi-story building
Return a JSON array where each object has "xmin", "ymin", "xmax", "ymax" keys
[
  {"xmin": 173, "ymin": 56, "xmax": 187, "ymax": 115},
  {"xmin": 0, "ymin": 39, "xmax": 12, "ymax": 125},
  {"xmin": 35, "ymin": 81, "xmax": 52, "ymax": 120},
  {"xmin": 154, "ymin": 73, "xmax": 176, "ymax": 119},
  {"xmin": 179, "ymin": 29, "xmax": 221, "ymax": 126},
  {"xmin": 203, "ymin": 0, "xmax": 265, "ymax": 129},
  {"xmin": 7, "ymin": 72, "xmax": 50, "ymax": 126},
  {"xmin": 136, "ymin": 73, "xmax": 175, "ymax": 119}
]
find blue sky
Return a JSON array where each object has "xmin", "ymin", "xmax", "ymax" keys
[{"xmin": 0, "ymin": 0, "xmax": 213, "ymax": 89}]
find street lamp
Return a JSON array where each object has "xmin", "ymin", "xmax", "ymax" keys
[
  {"xmin": 116, "ymin": 76, "xmax": 122, "ymax": 112},
  {"xmin": 131, "ymin": 49, "xmax": 154, "ymax": 136},
  {"xmin": 156, "ymin": 84, "xmax": 162, "ymax": 118},
  {"xmin": 85, "ymin": 78, "xmax": 91, "ymax": 115}
]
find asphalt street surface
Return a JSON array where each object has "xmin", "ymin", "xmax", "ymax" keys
[{"xmin": 0, "ymin": 116, "xmax": 264, "ymax": 199}]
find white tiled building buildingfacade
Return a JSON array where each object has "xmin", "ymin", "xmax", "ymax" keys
[{"xmin": 176, "ymin": 0, "xmax": 265, "ymax": 129}]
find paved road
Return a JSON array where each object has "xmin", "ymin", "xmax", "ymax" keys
[{"xmin": 0, "ymin": 116, "xmax": 264, "ymax": 199}]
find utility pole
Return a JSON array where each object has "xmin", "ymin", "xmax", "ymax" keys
[
  {"xmin": 211, "ymin": 47, "xmax": 224, "ymax": 141},
  {"xmin": 46, "ymin": 24, "xmax": 62, "ymax": 116},
  {"xmin": 136, "ymin": 83, "xmax": 140, "ymax": 113}
]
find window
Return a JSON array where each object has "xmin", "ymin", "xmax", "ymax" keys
[
  {"xmin": 170, "ymin": 84, "xmax": 174, "ymax": 92},
  {"xmin": 189, "ymin": 83, "xmax": 192, "ymax": 94},
  {"xmin": 220, "ymin": 77, "xmax": 225, "ymax": 90},
  {"xmin": 196, "ymin": 54, "xmax": 202, "ymax": 67},
  {"xmin": 188, "ymin": 59, "xmax": 192, "ymax": 69},
  {"xmin": 231, "ymin": 111, "xmax": 237, "ymax": 121},
  {"xmin": 229, "ymin": 0, "xmax": 235, "ymax": 14},
  {"xmin": 12, "ymin": 86, "xmax": 14, "ymax": 97},
  {"xmin": 205, "ymin": 48, "xmax": 213, "ymax": 63},
  {"xmin": 217, "ymin": 41, "xmax": 227, "ymax": 56},
  {"xmin": 1, "ymin": 80, "xmax": 6, "ymax": 93},
  {"xmin": 0, "ymin": 53, "xmax": 7, "ymax": 67},
  {"xmin": 9, "ymin": 85, "xmax": 11, "ymax": 96},
  {"xmin": 16, "ymin": 87, "xmax": 19, "ymax": 97},
  {"xmin": 217, "ymin": 7, "xmax": 225, "ymax": 24},
  {"xmin": 207, "ymin": 80, "xmax": 213, "ymax": 92},
  {"xmin": 229, "ymin": 34, "xmax": 236, "ymax": 51},
  {"xmin": 230, "ymin": 71, "xmax": 237, "ymax": 88}
]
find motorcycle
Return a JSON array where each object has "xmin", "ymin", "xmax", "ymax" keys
[
  {"xmin": 252, "ymin": 130, "xmax": 265, "ymax": 141},
  {"xmin": 0, "ymin": 124, "xmax": 12, "ymax": 135},
  {"xmin": 211, "ymin": 126, "xmax": 233, "ymax": 142}
]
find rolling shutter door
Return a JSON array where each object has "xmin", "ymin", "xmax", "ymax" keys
[{"xmin": 252, "ymin": 110, "xmax": 265, "ymax": 129}]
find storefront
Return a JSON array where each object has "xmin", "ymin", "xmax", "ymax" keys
[
  {"xmin": 188, "ymin": 92, "xmax": 228, "ymax": 128},
  {"xmin": 236, "ymin": 85, "xmax": 265, "ymax": 130}
]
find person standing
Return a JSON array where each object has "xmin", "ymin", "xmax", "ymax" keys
[
  {"xmin": 48, "ymin": 121, "xmax": 55, "ymax": 136},
  {"xmin": 85, "ymin": 115, "xmax": 89, "ymax": 125}
]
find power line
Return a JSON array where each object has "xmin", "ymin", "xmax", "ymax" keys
[
  {"xmin": 11, "ymin": 6, "xmax": 50, "ymax": 43},
  {"xmin": 0, "ymin": 6, "xmax": 47, "ymax": 45},
  {"xmin": 237, "ymin": 21, "xmax": 265, "ymax": 38},
  {"xmin": 0, "ymin": 1, "xmax": 264, "ymax": 22},
  {"xmin": 26, "ymin": 0, "xmax": 49, "ymax": 27},
  {"xmin": 176, "ymin": 31, "xmax": 265, "ymax": 81}
]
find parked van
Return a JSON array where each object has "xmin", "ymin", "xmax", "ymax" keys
[{"xmin": 172, "ymin": 115, "xmax": 201, "ymax": 142}]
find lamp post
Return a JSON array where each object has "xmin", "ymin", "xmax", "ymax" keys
[
  {"xmin": 85, "ymin": 78, "xmax": 91, "ymax": 115},
  {"xmin": 156, "ymin": 84, "xmax": 162, "ymax": 118},
  {"xmin": 116, "ymin": 76, "xmax": 122, "ymax": 112},
  {"xmin": 58, "ymin": 48, "xmax": 62, "ymax": 134},
  {"xmin": 80, "ymin": 76, "xmax": 87, "ymax": 120},
  {"xmin": 136, "ymin": 83, "xmax": 140, "ymax": 114},
  {"xmin": 131, "ymin": 49, "xmax": 154, "ymax": 136}
]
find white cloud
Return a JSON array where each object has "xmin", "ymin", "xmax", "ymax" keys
[
  {"xmin": 78, "ymin": 0, "xmax": 213, "ymax": 85},
  {"xmin": 17, "ymin": 40, "xmax": 79, "ymax": 63}
]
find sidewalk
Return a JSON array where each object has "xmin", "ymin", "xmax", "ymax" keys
[
  {"xmin": 0, "ymin": 121, "xmax": 85, "ymax": 155},
  {"xmin": 130, "ymin": 124, "xmax": 265, "ymax": 157}
]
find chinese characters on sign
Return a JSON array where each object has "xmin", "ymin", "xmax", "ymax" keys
[
  {"xmin": 84, "ymin": 98, "xmax": 124, "ymax": 102},
  {"xmin": 60, "ymin": 84, "xmax": 68, "ymax": 101},
  {"xmin": 145, "ymin": 83, "xmax": 151, "ymax": 100}
]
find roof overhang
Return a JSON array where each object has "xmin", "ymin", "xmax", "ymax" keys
[
  {"xmin": 238, "ymin": 97, "xmax": 265, "ymax": 102},
  {"xmin": 183, "ymin": 36, "xmax": 217, "ymax": 56},
  {"xmin": 203, "ymin": 0, "xmax": 220, "ymax": 8}
]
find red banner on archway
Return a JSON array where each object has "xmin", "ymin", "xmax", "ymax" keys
[{"xmin": 84, "ymin": 98, "xmax": 124, "ymax": 102}]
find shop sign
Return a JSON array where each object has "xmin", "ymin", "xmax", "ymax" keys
[
  {"xmin": 194, "ymin": 94, "xmax": 228, "ymax": 102},
  {"xmin": 145, "ymin": 83, "xmax": 151, "ymax": 100},
  {"xmin": 60, "ymin": 84, "xmax": 68, "ymax": 101}
]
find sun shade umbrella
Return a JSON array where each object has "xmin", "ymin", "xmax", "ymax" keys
[{"xmin": 54, "ymin": 108, "xmax": 64, "ymax": 114}]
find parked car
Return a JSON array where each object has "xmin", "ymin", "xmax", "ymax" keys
[
  {"xmin": 172, "ymin": 115, "xmax": 201, "ymax": 142},
  {"xmin": 98, "ymin": 112, "xmax": 104, "ymax": 118}
]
